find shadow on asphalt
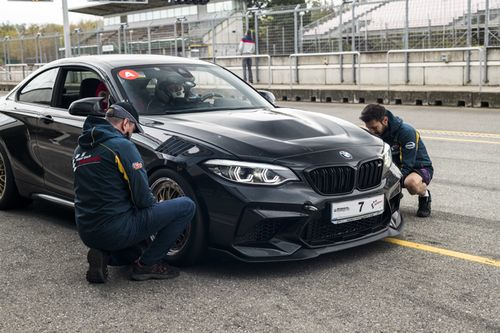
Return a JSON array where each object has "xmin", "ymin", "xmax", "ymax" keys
[
  {"xmin": 187, "ymin": 240, "xmax": 396, "ymax": 279},
  {"xmin": 14, "ymin": 199, "xmax": 77, "ymax": 230}
]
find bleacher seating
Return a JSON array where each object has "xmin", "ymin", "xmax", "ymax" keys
[
  {"xmin": 304, "ymin": 0, "xmax": 500, "ymax": 38},
  {"xmin": 304, "ymin": 2, "xmax": 382, "ymax": 37}
]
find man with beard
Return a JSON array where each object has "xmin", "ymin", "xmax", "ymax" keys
[{"xmin": 360, "ymin": 104, "xmax": 433, "ymax": 218}]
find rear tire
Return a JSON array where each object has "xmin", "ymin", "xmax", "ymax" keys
[
  {"xmin": 149, "ymin": 168, "xmax": 206, "ymax": 266},
  {"xmin": 0, "ymin": 144, "xmax": 25, "ymax": 210}
]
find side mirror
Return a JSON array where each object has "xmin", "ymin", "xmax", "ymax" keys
[
  {"xmin": 258, "ymin": 90, "xmax": 276, "ymax": 104},
  {"xmin": 69, "ymin": 97, "xmax": 106, "ymax": 117}
]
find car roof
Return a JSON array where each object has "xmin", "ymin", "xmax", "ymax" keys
[{"xmin": 48, "ymin": 55, "xmax": 215, "ymax": 71}]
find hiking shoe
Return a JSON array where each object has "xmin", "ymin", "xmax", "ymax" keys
[
  {"xmin": 417, "ymin": 191, "xmax": 432, "ymax": 218},
  {"xmin": 130, "ymin": 260, "xmax": 180, "ymax": 281},
  {"xmin": 86, "ymin": 248, "xmax": 109, "ymax": 284}
]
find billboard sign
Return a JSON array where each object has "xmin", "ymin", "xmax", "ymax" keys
[{"xmin": 102, "ymin": 45, "xmax": 114, "ymax": 52}]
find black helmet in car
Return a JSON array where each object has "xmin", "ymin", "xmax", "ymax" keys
[{"xmin": 155, "ymin": 70, "xmax": 196, "ymax": 105}]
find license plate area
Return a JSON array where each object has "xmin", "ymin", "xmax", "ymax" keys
[{"xmin": 331, "ymin": 194, "xmax": 385, "ymax": 224}]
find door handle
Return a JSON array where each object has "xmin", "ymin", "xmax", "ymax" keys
[{"xmin": 40, "ymin": 115, "xmax": 54, "ymax": 124}]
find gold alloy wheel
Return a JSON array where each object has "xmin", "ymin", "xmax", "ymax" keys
[
  {"xmin": 150, "ymin": 177, "xmax": 192, "ymax": 256},
  {"xmin": 0, "ymin": 152, "xmax": 6, "ymax": 199}
]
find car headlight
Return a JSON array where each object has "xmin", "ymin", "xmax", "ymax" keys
[
  {"xmin": 381, "ymin": 143, "xmax": 392, "ymax": 168},
  {"xmin": 204, "ymin": 159, "xmax": 299, "ymax": 186}
]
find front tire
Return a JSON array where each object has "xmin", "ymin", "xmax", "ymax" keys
[
  {"xmin": 149, "ymin": 168, "xmax": 206, "ymax": 266},
  {"xmin": 0, "ymin": 144, "xmax": 24, "ymax": 210}
]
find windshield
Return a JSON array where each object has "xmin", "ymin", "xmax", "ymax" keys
[{"xmin": 112, "ymin": 63, "xmax": 273, "ymax": 115}]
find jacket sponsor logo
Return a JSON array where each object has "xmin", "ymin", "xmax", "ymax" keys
[
  {"xmin": 73, "ymin": 152, "xmax": 102, "ymax": 171},
  {"xmin": 405, "ymin": 142, "xmax": 416, "ymax": 149},
  {"xmin": 339, "ymin": 151, "xmax": 353, "ymax": 159},
  {"xmin": 132, "ymin": 162, "xmax": 143, "ymax": 170}
]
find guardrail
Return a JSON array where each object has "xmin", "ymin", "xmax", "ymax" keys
[
  {"xmin": 214, "ymin": 54, "xmax": 272, "ymax": 88},
  {"xmin": 0, "ymin": 66, "xmax": 11, "ymax": 81},
  {"xmin": 289, "ymin": 52, "xmax": 361, "ymax": 87},
  {"xmin": 387, "ymin": 47, "xmax": 485, "ymax": 94}
]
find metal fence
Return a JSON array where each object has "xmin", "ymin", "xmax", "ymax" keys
[{"xmin": 1, "ymin": 0, "xmax": 500, "ymax": 71}]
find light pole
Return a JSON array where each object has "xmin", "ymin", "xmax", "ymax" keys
[
  {"xmin": 254, "ymin": 10, "xmax": 260, "ymax": 82},
  {"xmin": 62, "ymin": 0, "xmax": 71, "ymax": 57},
  {"xmin": 36, "ymin": 32, "xmax": 42, "ymax": 63},
  {"xmin": 177, "ymin": 17, "xmax": 187, "ymax": 57},
  {"xmin": 245, "ymin": 10, "xmax": 251, "ymax": 33},
  {"xmin": 174, "ymin": 21, "xmax": 177, "ymax": 56},
  {"xmin": 129, "ymin": 29, "xmax": 134, "ymax": 53},
  {"xmin": 97, "ymin": 32, "xmax": 103, "ymax": 55},
  {"xmin": 120, "ymin": 23, "xmax": 128, "ymax": 54},
  {"xmin": 20, "ymin": 35, "xmax": 25, "ymax": 64},
  {"xmin": 299, "ymin": 11, "xmax": 305, "ymax": 53},
  {"xmin": 74, "ymin": 28, "xmax": 81, "ymax": 56},
  {"xmin": 4, "ymin": 36, "xmax": 10, "ymax": 65},
  {"xmin": 2, "ymin": 38, "xmax": 6, "ymax": 66},
  {"xmin": 293, "ymin": 4, "xmax": 301, "ymax": 83}
]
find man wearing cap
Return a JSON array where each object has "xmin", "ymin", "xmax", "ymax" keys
[{"xmin": 72, "ymin": 101, "xmax": 196, "ymax": 283}]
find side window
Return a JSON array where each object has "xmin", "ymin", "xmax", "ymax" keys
[
  {"xmin": 56, "ymin": 69, "xmax": 109, "ymax": 109},
  {"xmin": 18, "ymin": 68, "xmax": 59, "ymax": 105}
]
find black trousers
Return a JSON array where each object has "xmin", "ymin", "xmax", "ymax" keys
[{"xmin": 242, "ymin": 57, "xmax": 253, "ymax": 83}]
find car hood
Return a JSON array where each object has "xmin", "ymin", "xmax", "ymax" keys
[{"xmin": 142, "ymin": 108, "xmax": 383, "ymax": 163}]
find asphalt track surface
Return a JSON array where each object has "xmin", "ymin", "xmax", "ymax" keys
[{"xmin": 0, "ymin": 101, "xmax": 499, "ymax": 332}]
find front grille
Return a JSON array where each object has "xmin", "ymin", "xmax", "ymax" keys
[
  {"xmin": 235, "ymin": 220, "xmax": 288, "ymax": 244},
  {"xmin": 302, "ymin": 208, "xmax": 390, "ymax": 246},
  {"xmin": 357, "ymin": 159, "xmax": 384, "ymax": 190},
  {"xmin": 307, "ymin": 159, "xmax": 383, "ymax": 195},
  {"xmin": 156, "ymin": 136, "xmax": 194, "ymax": 156},
  {"xmin": 307, "ymin": 166, "xmax": 355, "ymax": 195}
]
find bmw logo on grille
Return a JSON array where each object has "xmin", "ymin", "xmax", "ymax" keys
[{"xmin": 339, "ymin": 151, "xmax": 353, "ymax": 159}]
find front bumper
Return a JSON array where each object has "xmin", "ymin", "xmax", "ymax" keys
[
  {"xmin": 199, "ymin": 163, "xmax": 403, "ymax": 262},
  {"xmin": 210, "ymin": 210, "xmax": 402, "ymax": 263}
]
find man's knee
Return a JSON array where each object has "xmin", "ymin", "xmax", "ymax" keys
[
  {"xmin": 172, "ymin": 196, "xmax": 196, "ymax": 222},
  {"xmin": 182, "ymin": 196, "xmax": 196, "ymax": 216},
  {"xmin": 404, "ymin": 175, "xmax": 423, "ymax": 195},
  {"xmin": 404, "ymin": 176, "xmax": 419, "ymax": 194}
]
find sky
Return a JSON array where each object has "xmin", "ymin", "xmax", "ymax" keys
[{"xmin": 0, "ymin": 0, "xmax": 101, "ymax": 25}]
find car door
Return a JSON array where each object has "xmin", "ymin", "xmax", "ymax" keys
[
  {"xmin": 0, "ymin": 67, "xmax": 60, "ymax": 191},
  {"xmin": 35, "ymin": 66, "xmax": 111, "ymax": 199}
]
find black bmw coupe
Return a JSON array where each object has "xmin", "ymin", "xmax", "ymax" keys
[{"xmin": 0, "ymin": 55, "xmax": 403, "ymax": 264}]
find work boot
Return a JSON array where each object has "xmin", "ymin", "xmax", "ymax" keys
[
  {"xmin": 417, "ymin": 191, "xmax": 432, "ymax": 218},
  {"xmin": 86, "ymin": 248, "xmax": 109, "ymax": 284},
  {"xmin": 130, "ymin": 260, "xmax": 180, "ymax": 281}
]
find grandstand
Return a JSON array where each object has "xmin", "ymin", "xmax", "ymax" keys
[
  {"xmin": 303, "ymin": 0, "xmax": 500, "ymax": 51},
  {"xmin": 2, "ymin": 0, "xmax": 500, "ymax": 66}
]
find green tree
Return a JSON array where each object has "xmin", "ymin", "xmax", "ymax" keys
[{"xmin": 1, "ymin": 21, "xmax": 101, "ymax": 64}]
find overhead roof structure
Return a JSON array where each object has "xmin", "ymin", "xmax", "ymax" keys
[{"xmin": 70, "ymin": 0, "xmax": 177, "ymax": 17}]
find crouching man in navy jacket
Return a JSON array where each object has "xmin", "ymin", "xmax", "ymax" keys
[
  {"xmin": 360, "ymin": 104, "xmax": 433, "ymax": 218},
  {"xmin": 73, "ymin": 102, "xmax": 195, "ymax": 283}
]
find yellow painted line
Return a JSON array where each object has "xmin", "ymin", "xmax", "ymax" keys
[
  {"xmin": 422, "ymin": 136, "xmax": 500, "ymax": 145},
  {"xmin": 384, "ymin": 237, "xmax": 500, "ymax": 268},
  {"xmin": 419, "ymin": 129, "xmax": 500, "ymax": 139}
]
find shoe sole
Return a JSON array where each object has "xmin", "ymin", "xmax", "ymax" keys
[
  {"xmin": 130, "ymin": 271, "xmax": 180, "ymax": 281},
  {"xmin": 86, "ymin": 250, "xmax": 109, "ymax": 284}
]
